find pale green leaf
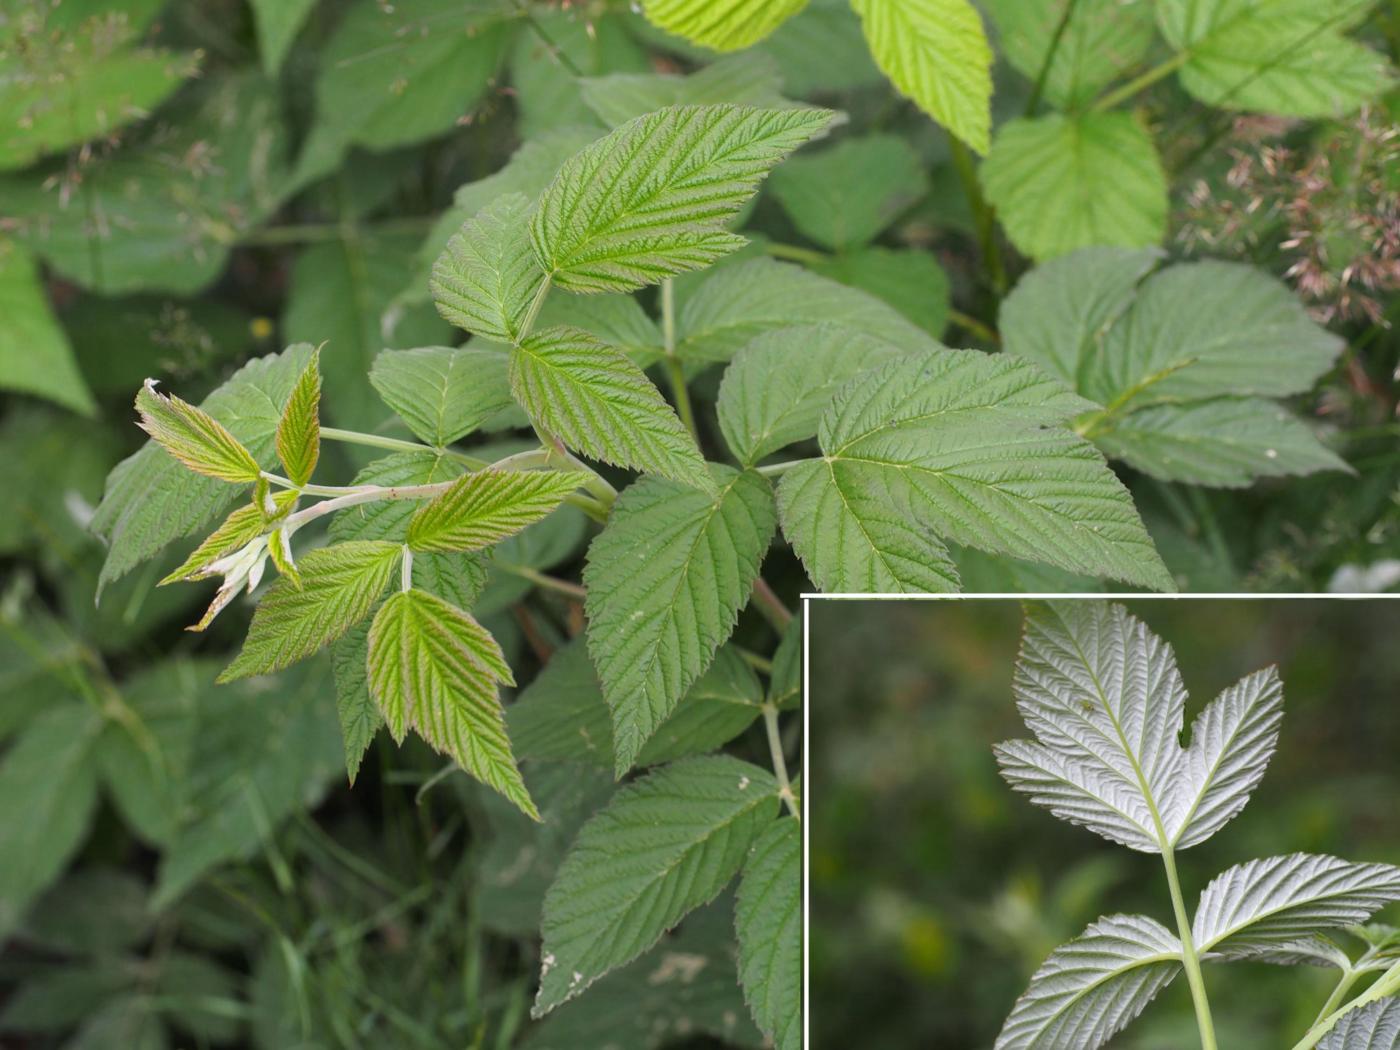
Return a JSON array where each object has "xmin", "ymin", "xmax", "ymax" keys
[
  {"xmin": 676, "ymin": 258, "xmax": 939, "ymax": 363},
  {"xmin": 984, "ymin": 0, "xmax": 1155, "ymax": 109},
  {"xmin": 275, "ymin": 349, "xmax": 321, "ymax": 486},
  {"xmin": 850, "ymin": 0, "xmax": 993, "ymax": 154},
  {"xmin": 1092, "ymin": 399, "xmax": 1351, "ymax": 487},
  {"xmin": 580, "ymin": 53, "xmax": 791, "ymax": 128},
  {"xmin": 717, "ymin": 323, "xmax": 912, "ymax": 466},
  {"xmin": 640, "ymin": 0, "xmax": 808, "ymax": 50},
  {"xmin": 996, "ymin": 915, "xmax": 1182, "ymax": 1050},
  {"xmin": 530, "ymin": 104, "xmax": 832, "ymax": 293},
  {"xmin": 0, "ymin": 705, "xmax": 103, "ymax": 937},
  {"xmin": 250, "ymin": 0, "xmax": 318, "ymax": 74},
  {"xmin": 367, "ymin": 588, "xmax": 534, "ymax": 818},
  {"xmin": 511, "ymin": 325, "xmax": 710, "ymax": 491},
  {"xmin": 368, "ymin": 346, "xmax": 514, "ymax": 446},
  {"xmin": 736, "ymin": 817, "xmax": 800, "ymax": 1050},
  {"xmin": 407, "ymin": 469, "xmax": 583, "ymax": 553},
  {"xmin": 768, "ymin": 134, "xmax": 928, "ymax": 250},
  {"xmin": 1158, "ymin": 0, "xmax": 1390, "ymax": 118},
  {"xmin": 810, "ymin": 246, "xmax": 951, "ymax": 338},
  {"xmin": 160, "ymin": 501, "xmax": 273, "ymax": 586},
  {"xmin": 981, "ymin": 112, "xmax": 1167, "ymax": 261},
  {"xmin": 135, "ymin": 380, "xmax": 262, "ymax": 484},
  {"xmin": 534, "ymin": 755, "xmax": 779, "ymax": 1015},
  {"xmin": 431, "ymin": 193, "xmax": 547, "ymax": 342},
  {"xmin": 584, "ymin": 467, "xmax": 776, "ymax": 773},
  {"xmin": 0, "ymin": 239, "xmax": 95, "ymax": 415},
  {"xmin": 219, "ymin": 541, "xmax": 402, "ymax": 682}
]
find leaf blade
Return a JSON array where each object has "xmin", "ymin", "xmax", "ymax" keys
[
  {"xmin": 407, "ymin": 469, "xmax": 582, "ymax": 553},
  {"xmin": 736, "ymin": 817, "xmax": 801, "ymax": 1050},
  {"xmin": 431, "ymin": 193, "xmax": 547, "ymax": 342},
  {"xmin": 275, "ymin": 349, "xmax": 322, "ymax": 487}
]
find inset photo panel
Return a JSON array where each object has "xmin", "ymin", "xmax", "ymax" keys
[{"xmin": 804, "ymin": 597, "xmax": 1400, "ymax": 1050}]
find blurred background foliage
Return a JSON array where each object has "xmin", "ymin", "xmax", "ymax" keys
[{"xmin": 808, "ymin": 599, "xmax": 1400, "ymax": 1049}]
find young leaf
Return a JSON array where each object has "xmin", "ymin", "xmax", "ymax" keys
[
  {"xmin": 981, "ymin": 112, "xmax": 1167, "ymax": 261},
  {"xmin": 736, "ymin": 817, "xmax": 800, "ymax": 1050},
  {"xmin": 219, "ymin": 541, "xmax": 402, "ymax": 682},
  {"xmin": 274, "ymin": 349, "xmax": 321, "ymax": 487},
  {"xmin": 135, "ymin": 380, "xmax": 262, "ymax": 484},
  {"xmin": 534, "ymin": 755, "xmax": 779, "ymax": 1016},
  {"xmin": 639, "ymin": 0, "xmax": 808, "ymax": 50},
  {"xmin": 1317, "ymin": 998, "xmax": 1400, "ymax": 1050},
  {"xmin": 776, "ymin": 353, "xmax": 1171, "ymax": 592},
  {"xmin": 511, "ymin": 326, "xmax": 710, "ymax": 491},
  {"xmin": 1192, "ymin": 854, "xmax": 1400, "ymax": 958},
  {"xmin": 995, "ymin": 602, "xmax": 1286, "ymax": 852},
  {"xmin": 850, "ymin": 0, "xmax": 993, "ymax": 154},
  {"xmin": 407, "ymin": 469, "xmax": 582, "ymax": 553},
  {"xmin": 366, "ymin": 589, "xmax": 535, "ymax": 819},
  {"xmin": 584, "ymin": 467, "xmax": 776, "ymax": 774},
  {"xmin": 530, "ymin": 104, "xmax": 832, "ymax": 293},
  {"xmin": 995, "ymin": 915, "xmax": 1183, "ymax": 1050},
  {"xmin": 160, "ymin": 503, "xmax": 268, "ymax": 585},
  {"xmin": 430, "ymin": 193, "xmax": 548, "ymax": 342},
  {"xmin": 368, "ymin": 346, "xmax": 513, "ymax": 446}
]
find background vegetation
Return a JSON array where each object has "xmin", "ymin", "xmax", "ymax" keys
[{"xmin": 808, "ymin": 598, "xmax": 1400, "ymax": 1048}]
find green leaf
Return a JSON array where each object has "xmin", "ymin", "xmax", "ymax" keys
[
  {"xmin": 0, "ymin": 705, "xmax": 103, "ymax": 937},
  {"xmin": 676, "ymin": 258, "xmax": 938, "ymax": 364},
  {"xmin": 640, "ymin": 0, "xmax": 809, "ymax": 49},
  {"xmin": 537, "ymin": 291, "xmax": 665, "ymax": 367},
  {"xmin": 407, "ymin": 469, "xmax": 583, "ymax": 553},
  {"xmin": 768, "ymin": 134, "xmax": 928, "ymax": 250},
  {"xmin": 368, "ymin": 346, "xmax": 514, "ymax": 447},
  {"xmin": 275, "ymin": 349, "xmax": 321, "ymax": 487},
  {"xmin": 511, "ymin": 325, "xmax": 710, "ymax": 491},
  {"xmin": 534, "ymin": 755, "xmax": 779, "ymax": 1015},
  {"xmin": 997, "ymin": 914, "xmax": 1183, "ymax": 1050},
  {"xmin": 134, "ymin": 379, "xmax": 262, "ymax": 484},
  {"xmin": 1158, "ymin": 0, "xmax": 1390, "ymax": 118},
  {"xmin": 0, "ymin": 240, "xmax": 95, "ymax": 415},
  {"xmin": 717, "ymin": 323, "xmax": 912, "ymax": 466},
  {"xmin": 769, "ymin": 615, "xmax": 802, "ymax": 710},
  {"xmin": 984, "ymin": 0, "xmax": 1155, "ymax": 109},
  {"xmin": 1092, "ymin": 399, "xmax": 1350, "ymax": 487},
  {"xmin": 0, "ymin": 12, "xmax": 197, "ymax": 171},
  {"xmin": 810, "ymin": 246, "xmax": 952, "ymax": 338},
  {"xmin": 736, "ymin": 817, "xmax": 800, "ymax": 1050},
  {"xmin": 331, "ymin": 623, "xmax": 379, "ymax": 785},
  {"xmin": 530, "ymin": 104, "xmax": 832, "ymax": 293},
  {"xmin": 431, "ymin": 193, "xmax": 548, "ymax": 342},
  {"xmin": 779, "ymin": 352, "xmax": 1170, "ymax": 591},
  {"xmin": 580, "ymin": 53, "xmax": 792, "ymax": 128},
  {"xmin": 584, "ymin": 466, "xmax": 776, "ymax": 773},
  {"xmin": 219, "ymin": 541, "xmax": 403, "ymax": 682},
  {"xmin": 250, "ymin": 0, "xmax": 318, "ymax": 74},
  {"xmin": 160, "ymin": 502, "xmax": 273, "ymax": 586},
  {"xmin": 636, "ymin": 647, "xmax": 765, "ymax": 768},
  {"xmin": 367, "ymin": 589, "xmax": 535, "ymax": 819},
  {"xmin": 291, "ymin": 0, "xmax": 512, "ymax": 186},
  {"xmin": 850, "ymin": 0, "xmax": 993, "ymax": 154},
  {"xmin": 981, "ymin": 112, "xmax": 1167, "ymax": 261},
  {"xmin": 0, "ymin": 75, "xmax": 291, "ymax": 293}
]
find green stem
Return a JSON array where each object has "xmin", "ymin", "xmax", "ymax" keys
[
  {"xmin": 1162, "ymin": 846, "xmax": 1219, "ymax": 1050},
  {"xmin": 948, "ymin": 138, "xmax": 1006, "ymax": 293},
  {"xmin": 1313, "ymin": 968, "xmax": 1363, "ymax": 1027},
  {"xmin": 660, "ymin": 279, "xmax": 700, "ymax": 444},
  {"xmin": 1293, "ymin": 960, "xmax": 1400, "ymax": 1050},
  {"xmin": 764, "ymin": 241, "xmax": 830, "ymax": 266},
  {"xmin": 751, "ymin": 577, "xmax": 793, "ymax": 632},
  {"xmin": 1092, "ymin": 51, "xmax": 1190, "ymax": 111},
  {"xmin": 948, "ymin": 309, "xmax": 1000, "ymax": 345},
  {"xmin": 756, "ymin": 458, "xmax": 811, "ymax": 479},
  {"xmin": 518, "ymin": 276, "xmax": 552, "ymax": 342},
  {"xmin": 762, "ymin": 703, "xmax": 799, "ymax": 820},
  {"xmin": 400, "ymin": 546, "xmax": 413, "ymax": 592},
  {"xmin": 495, "ymin": 563, "xmax": 587, "ymax": 600},
  {"xmin": 1025, "ymin": 0, "xmax": 1081, "ymax": 115},
  {"xmin": 320, "ymin": 426, "xmax": 488, "ymax": 467}
]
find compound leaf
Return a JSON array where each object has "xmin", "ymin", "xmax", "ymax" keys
[
  {"xmin": 534, "ymin": 755, "xmax": 779, "ymax": 1015},
  {"xmin": 530, "ymin": 104, "xmax": 832, "ymax": 293},
  {"xmin": 584, "ymin": 467, "xmax": 776, "ymax": 774},
  {"xmin": 1193, "ymin": 854, "xmax": 1400, "ymax": 958},
  {"xmin": 639, "ymin": 0, "xmax": 809, "ymax": 50},
  {"xmin": 981, "ymin": 112, "xmax": 1167, "ymax": 261},
  {"xmin": 368, "ymin": 346, "xmax": 514, "ymax": 447},
  {"xmin": 511, "ymin": 325, "xmax": 710, "ymax": 491},
  {"xmin": 850, "ymin": 0, "xmax": 993, "ymax": 154},
  {"xmin": 995, "ymin": 915, "xmax": 1182, "ymax": 1050},
  {"xmin": 431, "ymin": 193, "xmax": 547, "ymax": 342},
  {"xmin": 736, "ymin": 817, "xmax": 801, "ymax": 1050},
  {"xmin": 275, "ymin": 349, "xmax": 321, "ymax": 487},
  {"xmin": 366, "ymin": 589, "xmax": 533, "ymax": 818},
  {"xmin": 407, "ymin": 469, "xmax": 583, "ymax": 553},
  {"xmin": 135, "ymin": 380, "xmax": 262, "ymax": 484},
  {"xmin": 219, "ymin": 541, "xmax": 402, "ymax": 682}
]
